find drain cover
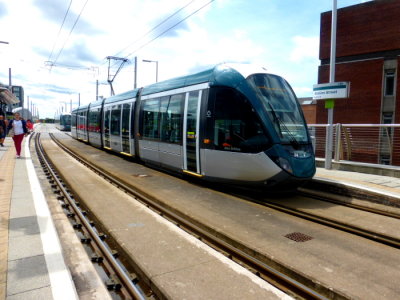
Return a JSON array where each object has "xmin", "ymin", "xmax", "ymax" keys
[{"xmin": 284, "ymin": 232, "xmax": 313, "ymax": 242}]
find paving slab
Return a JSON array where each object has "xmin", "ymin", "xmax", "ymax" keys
[
  {"xmin": 7, "ymin": 255, "xmax": 50, "ymax": 296},
  {"xmin": 8, "ymin": 216, "xmax": 40, "ymax": 238},
  {"xmin": 8, "ymin": 234, "xmax": 44, "ymax": 261},
  {"xmin": 7, "ymin": 286, "xmax": 53, "ymax": 300}
]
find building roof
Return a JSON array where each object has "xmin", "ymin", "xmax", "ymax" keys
[
  {"xmin": 298, "ymin": 97, "xmax": 316, "ymax": 105},
  {"xmin": 0, "ymin": 87, "xmax": 19, "ymax": 105}
]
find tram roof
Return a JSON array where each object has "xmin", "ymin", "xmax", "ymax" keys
[
  {"xmin": 104, "ymin": 89, "xmax": 139, "ymax": 104},
  {"xmin": 74, "ymin": 64, "xmax": 270, "ymax": 112},
  {"xmin": 72, "ymin": 104, "xmax": 89, "ymax": 113},
  {"xmin": 141, "ymin": 68, "xmax": 216, "ymax": 96},
  {"xmin": 109, "ymin": 63, "xmax": 268, "ymax": 99}
]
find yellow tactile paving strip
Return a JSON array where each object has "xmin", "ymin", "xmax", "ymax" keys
[{"xmin": 0, "ymin": 145, "xmax": 16, "ymax": 300}]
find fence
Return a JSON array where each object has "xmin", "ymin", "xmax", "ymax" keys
[{"xmin": 308, "ymin": 124, "xmax": 400, "ymax": 167}]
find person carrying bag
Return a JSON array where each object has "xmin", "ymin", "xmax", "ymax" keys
[{"xmin": 7, "ymin": 112, "xmax": 28, "ymax": 158}]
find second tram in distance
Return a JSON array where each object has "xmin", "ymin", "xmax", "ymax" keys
[
  {"xmin": 55, "ymin": 113, "xmax": 72, "ymax": 131},
  {"xmin": 71, "ymin": 63, "xmax": 315, "ymax": 189}
]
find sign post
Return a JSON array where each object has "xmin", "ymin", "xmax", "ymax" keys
[{"xmin": 313, "ymin": 81, "xmax": 350, "ymax": 169}]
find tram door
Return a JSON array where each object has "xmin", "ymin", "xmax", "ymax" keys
[
  {"xmin": 103, "ymin": 106, "xmax": 111, "ymax": 149},
  {"xmin": 110, "ymin": 105, "xmax": 122, "ymax": 151},
  {"xmin": 121, "ymin": 103, "xmax": 131, "ymax": 154},
  {"xmin": 78, "ymin": 112, "xmax": 87, "ymax": 141},
  {"xmin": 183, "ymin": 90, "xmax": 202, "ymax": 175}
]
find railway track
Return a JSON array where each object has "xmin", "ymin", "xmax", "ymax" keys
[
  {"xmin": 44, "ymin": 131, "xmax": 400, "ymax": 298},
  {"xmin": 44, "ymin": 132, "xmax": 347, "ymax": 300},
  {"xmin": 227, "ymin": 189, "xmax": 400, "ymax": 250},
  {"xmin": 35, "ymin": 133, "xmax": 148, "ymax": 300}
]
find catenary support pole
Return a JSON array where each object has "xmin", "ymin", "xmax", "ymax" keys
[{"xmin": 325, "ymin": 0, "xmax": 337, "ymax": 169}]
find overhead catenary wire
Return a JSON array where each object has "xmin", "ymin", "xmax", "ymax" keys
[
  {"xmin": 47, "ymin": 0, "xmax": 73, "ymax": 63},
  {"xmin": 122, "ymin": 0, "xmax": 215, "ymax": 60},
  {"xmin": 106, "ymin": 0, "xmax": 214, "ymax": 70},
  {"xmin": 53, "ymin": 0, "xmax": 90, "ymax": 67},
  {"xmin": 110, "ymin": 0, "xmax": 198, "ymax": 60}
]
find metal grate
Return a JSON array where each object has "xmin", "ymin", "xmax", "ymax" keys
[{"xmin": 284, "ymin": 232, "xmax": 313, "ymax": 242}]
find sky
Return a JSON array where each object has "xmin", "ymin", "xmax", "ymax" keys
[{"xmin": 0, "ymin": 0, "xmax": 372, "ymax": 118}]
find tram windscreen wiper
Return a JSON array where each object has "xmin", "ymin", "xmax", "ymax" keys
[{"xmin": 266, "ymin": 102, "xmax": 299, "ymax": 147}]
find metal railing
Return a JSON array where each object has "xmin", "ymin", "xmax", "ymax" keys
[{"xmin": 308, "ymin": 124, "xmax": 400, "ymax": 167}]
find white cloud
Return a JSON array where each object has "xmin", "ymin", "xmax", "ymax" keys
[
  {"xmin": 292, "ymin": 86, "xmax": 313, "ymax": 97},
  {"xmin": 289, "ymin": 36, "xmax": 319, "ymax": 62}
]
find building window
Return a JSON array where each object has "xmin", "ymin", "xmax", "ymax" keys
[
  {"xmin": 379, "ymin": 154, "xmax": 391, "ymax": 165},
  {"xmin": 384, "ymin": 69, "xmax": 395, "ymax": 96},
  {"xmin": 382, "ymin": 112, "xmax": 393, "ymax": 137},
  {"xmin": 382, "ymin": 112, "xmax": 393, "ymax": 124}
]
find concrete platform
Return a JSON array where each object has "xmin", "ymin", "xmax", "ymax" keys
[
  {"xmin": 315, "ymin": 167, "xmax": 400, "ymax": 201},
  {"xmin": 0, "ymin": 135, "xmax": 78, "ymax": 300},
  {"xmin": 0, "ymin": 130, "xmax": 111, "ymax": 300},
  {"xmin": 49, "ymin": 128, "xmax": 400, "ymax": 300}
]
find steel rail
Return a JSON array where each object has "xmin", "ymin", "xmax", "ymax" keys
[
  {"xmin": 242, "ymin": 194, "xmax": 400, "ymax": 250},
  {"xmin": 48, "ymin": 133, "xmax": 337, "ymax": 300},
  {"xmin": 36, "ymin": 133, "xmax": 146, "ymax": 300},
  {"xmin": 298, "ymin": 188, "xmax": 400, "ymax": 220}
]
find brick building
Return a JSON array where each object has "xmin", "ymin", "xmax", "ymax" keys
[{"xmin": 317, "ymin": 0, "xmax": 400, "ymax": 165}]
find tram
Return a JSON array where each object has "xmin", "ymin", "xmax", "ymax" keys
[
  {"xmin": 71, "ymin": 63, "xmax": 315, "ymax": 189},
  {"xmin": 55, "ymin": 113, "xmax": 71, "ymax": 131}
]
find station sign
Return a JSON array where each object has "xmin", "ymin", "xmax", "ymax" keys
[{"xmin": 312, "ymin": 82, "xmax": 350, "ymax": 100}]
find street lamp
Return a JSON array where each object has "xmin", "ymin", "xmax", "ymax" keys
[
  {"xmin": 142, "ymin": 59, "xmax": 158, "ymax": 83},
  {"xmin": 0, "ymin": 41, "xmax": 9, "ymax": 44}
]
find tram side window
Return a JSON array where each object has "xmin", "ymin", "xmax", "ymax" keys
[
  {"xmin": 213, "ymin": 88, "xmax": 270, "ymax": 153},
  {"xmin": 79, "ymin": 112, "xmax": 85, "ymax": 130},
  {"xmin": 122, "ymin": 103, "xmax": 130, "ymax": 136},
  {"xmin": 142, "ymin": 98, "xmax": 160, "ymax": 139},
  {"xmin": 83, "ymin": 112, "xmax": 87, "ymax": 131},
  {"xmin": 96, "ymin": 108, "xmax": 102, "ymax": 132},
  {"xmin": 71, "ymin": 113, "xmax": 76, "ymax": 128},
  {"xmin": 160, "ymin": 94, "xmax": 183, "ymax": 144},
  {"xmin": 88, "ymin": 109, "xmax": 99, "ymax": 132},
  {"xmin": 111, "ymin": 105, "xmax": 121, "ymax": 135}
]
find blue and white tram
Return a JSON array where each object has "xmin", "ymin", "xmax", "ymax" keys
[
  {"xmin": 72, "ymin": 63, "xmax": 315, "ymax": 189},
  {"xmin": 55, "ymin": 113, "xmax": 72, "ymax": 131}
]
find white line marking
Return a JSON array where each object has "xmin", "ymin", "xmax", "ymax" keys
[{"xmin": 24, "ymin": 135, "xmax": 78, "ymax": 300}]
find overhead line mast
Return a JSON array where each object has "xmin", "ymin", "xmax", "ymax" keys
[{"xmin": 106, "ymin": 56, "xmax": 129, "ymax": 96}]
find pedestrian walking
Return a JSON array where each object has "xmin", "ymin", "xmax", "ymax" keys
[
  {"xmin": 26, "ymin": 119, "xmax": 34, "ymax": 132},
  {"xmin": 7, "ymin": 112, "xmax": 28, "ymax": 158},
  {"xmin": 0, "ymin": 114, "xmax": 7, "ymax": 147}
]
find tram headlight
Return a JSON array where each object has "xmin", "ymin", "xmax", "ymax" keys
[{"xmin": 278, "ymin": 157, "xmax": 293, "ymax": 174}]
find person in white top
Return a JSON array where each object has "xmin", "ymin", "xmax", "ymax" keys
[{"xmin": 7, "ymin": 112, "xmax": 28, "ymax": 158}]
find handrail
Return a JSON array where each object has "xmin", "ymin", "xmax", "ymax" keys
[{"xmin": 307, "ymin": 124, "xmax": 400, "ymax": 167}]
